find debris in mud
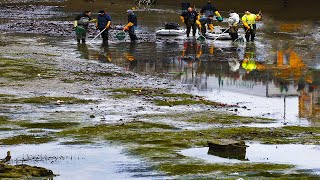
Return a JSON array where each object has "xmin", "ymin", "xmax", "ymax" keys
[
  {"xmin": 207, "ymin": 139, "xmax": 248, "ymax": 160},
  {"xmin": 0, "ymin": 162, "xmax": 54, "ymax": 178}
]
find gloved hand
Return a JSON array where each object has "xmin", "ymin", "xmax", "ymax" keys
[
  {"xmin": 216, "ymin": 16, "xmax": 223, "ymax": 22},
  {"xmin": 123, "ymin": 26, "xmax": 129, "ymax": 31},
  {"xmin": 180, "ymin": 16, "xmax": 185, "ymax": 23},
  {"xmin": 105, "ymin": 25, "xmax": 110, "ymax": 29}
]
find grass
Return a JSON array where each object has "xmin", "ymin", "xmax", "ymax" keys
[
  {"xmin": 20, "ymin": 122, "xmax": 80, "ymax": 129},
  {"xmin": 158, "ymin": 163, "xmax": 294, "ymax": 176},
  {"xmin": 0, "ymin": 57, "xmax": 56, "ymax": 80},
  {"xmin": 183, "ymin": 112, "xmax": 275, "ymax": 124},
  {"xmin": 153, "ymin": 99, "xmax": 221, "ymax": 106},
  {"xmin": 0, "ymin": 96, "xmax": 93, "ymax": 104},
  {"xmin": 0, "ymin": 163, "xmax": 54, "ymax": 178},
  {"xmin": 56, "ymin": 118, "xmax": 320, "ymax": 178},
  {"xmin": 0, "ymin": 134, "xmax": 54, "ymax": 145}
]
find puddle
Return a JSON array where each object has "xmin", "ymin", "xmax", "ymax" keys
[
  {"xmin": 65, "ymin": 38, "xmax": 320, "ymax": 126},
  {"xmin": 180, "ymin": 143, "xmax": 320, "ymax": 174},
  {"xmin": 0, "ymin": 142, "xmax": 164, "ymax": 179}
]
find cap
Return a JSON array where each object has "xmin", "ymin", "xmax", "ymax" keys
[
  {"xmin": 98, "ymin": 10, "xmax": 104, "ymax": 14},
  {"xmin": 126, "ymin": 9, "xmax": 133, "ymax": 13}
]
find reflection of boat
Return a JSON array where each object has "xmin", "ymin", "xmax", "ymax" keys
[
  {"xmin": 156, "ymin": 23, "xmax": 185, "ymax": 36},
  {"xmin": 205, "ymin": 26, "xmax": 232, "ymax": 40}
]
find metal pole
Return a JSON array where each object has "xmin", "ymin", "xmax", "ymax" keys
[
  {"xmin": 89, "ymin": 28, "xmax": 106, "ymax": 44},
  {"xmin": 213, "ymin": 27, "xmax": 230, "ymax": 41}
]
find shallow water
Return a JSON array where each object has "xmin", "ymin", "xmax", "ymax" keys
[
  {"xmin": 0, "ymin": 1, "xmax": 319, "ymax": 178},
  {"xmin": 66, "ymin": 27, "xmax": 320, "ymax": 126},
  {"xmin": 1, "ymin": 143, "xmax": 164, "ymax": 179},
  {"xmin": 180, "ymin": 143, "xmax": 320, "ymax": 174}
]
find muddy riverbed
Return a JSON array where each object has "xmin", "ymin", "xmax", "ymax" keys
[{"xmin": 0, "ymin": 0, "xmax": 320, "ymax": 179}]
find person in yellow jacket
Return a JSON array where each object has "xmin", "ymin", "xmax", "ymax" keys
[{"xmin": 241, "ymin": 11, "xmax": 262, "ymax": 42}]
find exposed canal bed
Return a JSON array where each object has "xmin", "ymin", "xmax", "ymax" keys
[{"xmin": 0, "ymin": 0, "xmax": 319, "ymax": 179}]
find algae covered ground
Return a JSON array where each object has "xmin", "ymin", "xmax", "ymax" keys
[
  {"xmin": 0, "ymin": 33, "xmax": 319, "ymax": 178},
  {"xmin": 0, "ymin": 0, "xmax": 319, "ymax": 178}
]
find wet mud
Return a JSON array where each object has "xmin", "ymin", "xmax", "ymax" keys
[{"xmin": 0, "ymin": 0, "xmax": 320, "ymax": 179}]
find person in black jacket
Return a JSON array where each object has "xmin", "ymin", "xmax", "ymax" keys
[
  {"xmin": 96, "ymin": 10, "xmax": 112, "ymax": 45},
  {"xmin": 74, "ymin": 11, "xmax": 92, "ymax": 43},
  {"xmin": 180, "ymin": 7, "xmax": 200, "ymax": 37},
  {"xmin": 123, "ymin": 10, "xmax": 138, "ymax": 42}
]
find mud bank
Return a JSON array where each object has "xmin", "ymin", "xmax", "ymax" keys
[{"xmin": 0, "ymin": 0, "xmax": 320, "ymax": 179}]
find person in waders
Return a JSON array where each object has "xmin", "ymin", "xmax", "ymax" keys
[
  {"xmin": 180, "ymin": 7, "xmax": 200, "ymax": 37},
  {"xmin": 241, "ymin": 10, "xmax": 262, "ymax": 42},
  {"xmin": 199, "ymin": 15, "xmax": 214, "ymax": 35},
  {"xmin": 123, "ymin": 10, "xmax": 138, "ymax": 42},
  {"xmin": 74, "ymin": 11, "xmax": 92, "ymax": 44},
  {"xmin": 228, "ymin": 10, "xmax": 240, "ymax": 41},
  {"xmin": 96, "ymin": 10, "xmax": 112, "ymax": 45}
]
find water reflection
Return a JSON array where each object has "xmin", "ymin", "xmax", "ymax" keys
[
  {"xmin": 73, "ymin": 35, "xmax": 319, "ymax": 125},
  {"xmin": 98, "ymin": 44, "xmax": 112, "ymax": 63},
  {"xmin": 77, "ymin": 43, "xmax": 89, "ymax": 59},
  {"xmin": 124, "ymin": 42, "xmax": 138, "ymax": 71},
  {"xmin": 180, "ymin": 144, "xmax": 320, "ymax": 174}
]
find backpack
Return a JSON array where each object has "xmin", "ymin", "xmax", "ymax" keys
[{"xmin": 165, "ymin": 23, "xmax": 179, "ymax": 30}]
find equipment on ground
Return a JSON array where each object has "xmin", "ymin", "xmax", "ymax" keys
[
  {"xmin": 115, "ymin": 31, "xmax": 126, "ymax": 40},
  {"xmin": 156, "ymin": 23, "xmax": 185, "ymax": 36},
  {"xmin": 205, "ymin": 26, "xmax": 231, "ymax": 40}
]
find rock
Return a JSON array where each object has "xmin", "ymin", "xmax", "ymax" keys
[
  {"xmin": 207, "ymin": 139, "xmax": 248, "ymax": 160},
  {"xmin": 0, "ymin": 163, "xmax": 54, "ymax": 178},
  {"xmin": 89, "ymin": 115, "xmax": 95, "ymax": 118}
]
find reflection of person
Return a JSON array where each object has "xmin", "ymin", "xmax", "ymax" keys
[
  {"xmin": 228, "ymin": 10, "xmax": 240, "ymax": 41},
  {"xmin": 98, "ymin": 44, "xmax": 111, "ymax": 62},
  {"xmin": 180, "ymin": 7, "xmax": 200, "ymax": 37},
  {"xmin": 74, "ymin": 11, "xmax": 92, "ymax": 44},
  {"xmin": 96, "ymin": 10, "xmax": 111, "ymax": 45},
  {"xmin": 241, "ymin": 10, "xmax": 262, "ymax": 42},
  {"xmin": 77, "ymin": 43, "xmax": 89, "ymax": 59},
  {"xmin": 124, "ymin": 10, "xmax": 138, "ymax": 42},
  {"xmin": 180, "ymin": 42, "xmax": 202, "ymax": 66},
  {"xmin": 241, "ymin": 52, "xmax": 257, "ymax": 73},
  {"xmin": 228, "ymin": 59, "xmax": 240, "ymax": 72},
  {"xmin": 125, "ymin": 42, "xmax": 138, "ymax": 70}
]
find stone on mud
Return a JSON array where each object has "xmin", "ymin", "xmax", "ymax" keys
[
  {"xmin": 207, "ymin": 139, "xmax": 248, "ymax": 160},
  {"xmin": 0, "ymin": 163, "xmax": 54, "ymax": 178}
]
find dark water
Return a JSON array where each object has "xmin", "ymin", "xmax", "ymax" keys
[
  {"xmin": 68, "ymin": 16, "xmax": 320, "ymax": 126},
  {"xmin": 57, "ymin": 0, "xmax": 320, "ymax": 127}
]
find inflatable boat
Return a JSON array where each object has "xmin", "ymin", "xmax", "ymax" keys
[
  {"xmin": 156, "ymin": 23, "xmax": 185, "ymax": 36},
  {"xmin": 205, "ymin": 26, "xmax": 232, "ymax": 40}
]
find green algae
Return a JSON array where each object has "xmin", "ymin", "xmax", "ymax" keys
[
  {"xmin": 0, "ymin": 163, "xmax": 54, "ymax": 178},
  {"xmin": 0, "ymin": 135, "xmax": 54, "ymax": 145},
  {"xmin": 154, "ymin": 99, "xmax": 220, "ymax": 106},
  {"xmin": 0, "ymin": 58, "xmax": 56, "ymax": 80},
  {"xmin": 0, "ymin": 96, "xmax": 93, "ymax": 104},
  {"xmin": 151, "ymin": 93, "xmax": 193, "ymax": 98},
  {"xmin": 110, "ymin": 87, "xmax": 169, "ymax": 95},
  {"xmin": 21, "ymin": 122, "xmax": 80, "ymax": 129},
  {"xmin": 0, "ymin": 116, "xmax": 9, "ymax": 125},
  {"xmin": 158, "ymin": 163, "xmax": 294, "ymax": 176},
  {"xmin": 59, "ymin": 140, "xmax": 93, "ymax": 145},
  {"xmin": 57, "ymin": 121, "xmax": 320, "ymax": 178},
  {"xmin": 0, "ymin": 94, "xmax": 15, "ymax": 98},
  {"xmin": 111, "ymin": 94, "xmax": 130, "ymax": 99}
]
